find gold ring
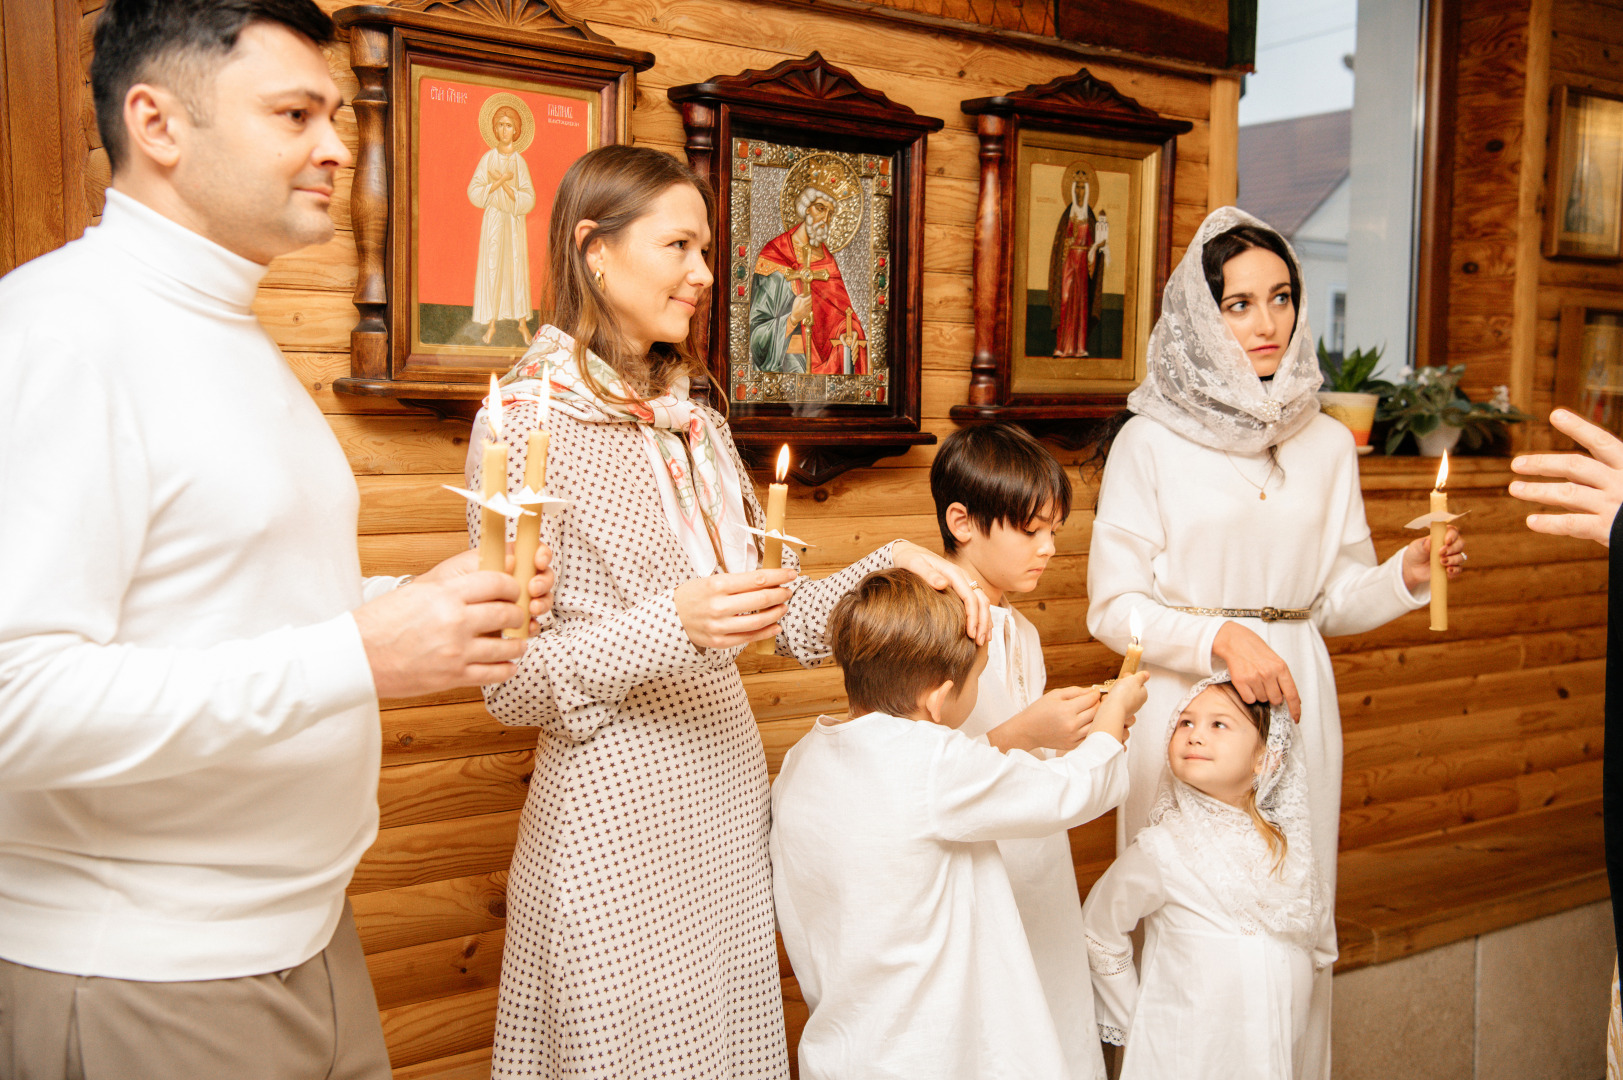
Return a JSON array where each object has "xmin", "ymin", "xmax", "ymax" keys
[{"xmin": 966, "ymin": 580, "xmax": 981, "ymax": 590}]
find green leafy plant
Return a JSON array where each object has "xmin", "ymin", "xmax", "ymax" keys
[
  {"xmin": 1317, "ymin": 339, "xmax": 1395, "ymax": 395},
  {"xmin": 1376, "ymin": 364, "xmax": 1531, "ymax": 454}
]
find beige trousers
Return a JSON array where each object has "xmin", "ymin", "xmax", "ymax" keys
[{"xmin": 0, "ymin": 903, "xmax": 391, "ymax": 1080}]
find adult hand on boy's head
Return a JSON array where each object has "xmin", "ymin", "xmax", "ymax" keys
[{"xmin": 889, "ymin": 539, "xmax": 990, "ymax": 645}]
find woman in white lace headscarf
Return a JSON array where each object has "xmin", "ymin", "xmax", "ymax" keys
[
  {"xmin": 1082, "ymin": 676, "xmax": 1328, "ymax": 1079},
  {"xmin": 1085, "ymin": 207, "xmax": 1465, "ymax": 1078}
]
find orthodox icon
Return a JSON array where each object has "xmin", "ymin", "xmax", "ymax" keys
[
  {"xmin": 412, "ymin": 69, "xmax": 594, "ymax": 361},
  {"xmin": 1547, "ymin": 86, "xmax": 1623, "ymax": 261},
  {"xmin": 729, "ymin": 141, "xmax": 890, "ymax": 405}
]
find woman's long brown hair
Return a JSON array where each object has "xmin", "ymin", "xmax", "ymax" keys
[{"xmin": 545, "ymin": 145, "xmax": 716, "ymax": 406}]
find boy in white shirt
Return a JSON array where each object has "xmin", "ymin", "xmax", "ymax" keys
[
  {"xmin": 931, "ymin": 422, "xmax": 1123, "ymax": 1079},
  {"xmin": 771, "ymin": 568, "xmax": 1147, "ymax": 1080}
]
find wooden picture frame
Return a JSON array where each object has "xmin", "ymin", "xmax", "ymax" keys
[
  {"xmin": 951, "ymin": 69, "xmax": 1190, "ymax": 428},
  {"xmin": 669, "ymin": 54, "xmax": 943, "ymax": 486},
  {"xmin": 332, "ymin": 1, "xmax": 652, "ymax": 413},
  {"xmin": 1554, "ymin": 302, "xmax": 1623, "ymax": 438},
  {"xmin": 1545, "ymin": 85, "xmax": 1623, "ymax": 261}
]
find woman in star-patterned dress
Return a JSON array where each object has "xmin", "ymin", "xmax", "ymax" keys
[{"xmin": 467, "ymin": 145, "xmax": 986, "ymax": 1079}]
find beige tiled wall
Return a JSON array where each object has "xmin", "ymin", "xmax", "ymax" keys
[{"xmin": 1333, "ymin": 903, "xmax": 1614, "ymax": 1080}]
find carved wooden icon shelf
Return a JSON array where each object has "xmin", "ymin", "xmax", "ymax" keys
[
  {"xmin": 951, "ymin": 69, "xmax": 1191, "ymax": 431},
  {"xmin": 669, "ymin": 54, "xmax": 943, "ymax": 486},
  {"xmin": 332, "ymin": 0, "xmax": 651, "ymax": 417}
]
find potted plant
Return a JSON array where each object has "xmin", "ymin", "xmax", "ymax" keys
[
  {"xmin": 1316, "ymin": 341, "xmax": 1392, "ymax": 452},
  {"xmin": 1376, "ymin": 364, "xmax": 1531, "ymax": 455}
]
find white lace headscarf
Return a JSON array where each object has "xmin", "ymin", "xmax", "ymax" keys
[
  {"xmin": 1147, "ymin": 674, "xmax": 1325, "ymax": 949},
  {"xmin": 1126, "ymin": 206, "xmax": 1322, "ymax": 453}
]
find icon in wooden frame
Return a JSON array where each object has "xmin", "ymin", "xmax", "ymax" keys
[
  {"xmin": 1546, "ymin": 85, "xmax": 1623, "ymax": 261},
  {"xmin": 952, "ymin": 69, "xmax": 1191, "ymax": 427},
  {"xmin": 669, "ymin": 54, "xmax": 943, "ymax": 486},
  {"xmin": 331, "ymin": 0, "xmax": 652, "ymax": 414}
]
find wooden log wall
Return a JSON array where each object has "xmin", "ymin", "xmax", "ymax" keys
[
  {"xmin": 1439, "ymin": 0, "xmax": 1623, "ymax": 448},
  {"xmin": 44, "ymin": 0, "xmax": 1600, "ymax": 1075}
]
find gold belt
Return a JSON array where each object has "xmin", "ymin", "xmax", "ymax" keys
[{"xmin": 1171, "ymin": 605, "xmax": 1312, "ymax": 622}]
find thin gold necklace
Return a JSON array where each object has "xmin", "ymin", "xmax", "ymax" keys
[{"xmin": 1224, "ymin": 452, "xmax": 1277, "ymax": 500}]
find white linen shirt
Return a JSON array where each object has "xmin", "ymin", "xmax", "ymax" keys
[
  {"xmin": 771, "ymin": 711, "xmax": 1127, "ymax": 1080},
  {"xmin": 0, "ymin": 190, "xmax": 383, "ymax": 980}
]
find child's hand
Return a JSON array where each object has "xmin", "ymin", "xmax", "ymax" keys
[
  {"xmin": 1004, "ymin": 686, "xmax": 1102, "ymax": 753},
  {"xmin": 1093, "ymin": 671, "xmax": 1149, "ymax": 745}
]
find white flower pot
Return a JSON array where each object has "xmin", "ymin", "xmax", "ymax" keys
[
  {"xmin": 1416, "ymin": 423, "xmax": 1464, "ymax": 457},
  {"xmin": 1316, "ymin": 391, "xmax": 1380, "ymax": 448}
]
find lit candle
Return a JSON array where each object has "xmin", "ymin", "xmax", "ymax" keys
[
  {"xmin": 1118, "ymin": 607, "xmax": 1144, "ymax": 679},
  {"xmin": 747, "ymin": 445, "xmax": 792, "ymax": 657},
  {"xmin": 1429, "ymin": 451, "xmax": 1449, "ymax": 632},
  {"xmin": 478, "ymin": 374, "xmax": 509, "ymax": 576},
  {"xmin": 507, "ymin": 372, "xmax": 550, "ymax": 639}
]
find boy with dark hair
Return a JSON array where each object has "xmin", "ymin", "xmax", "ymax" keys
[
  {"xmin": 931, "ymin": 421, "xmax": 1126, "ymax": 1080},
  {"xmin": 0, "ymin": 1, "xmax": 553, "ymax": 1074},
  {"xmin": 771, "ymin": 569, "xmax": 1145, "ymax": 1080}
]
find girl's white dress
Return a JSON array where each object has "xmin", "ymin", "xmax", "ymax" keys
[
  {"xmin": 958, "ymin": 603, "xmax": 1109, "ymax": 1080},
  {"xmin": 1083, "ymin": 822, "xmax": 1315, "ymax": 1079},
  {"xmin": 1082, "ymin": 675, "xmax": 1329, "ymax": 1080},
  {"xmin": 1085, "ymin": 207, "xmax": 1429, "ymax": 1078}
]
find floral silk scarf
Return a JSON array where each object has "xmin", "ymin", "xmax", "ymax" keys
[{"xmin": 497, "ymin": 324, "xmax": 752, "ymax": 577}]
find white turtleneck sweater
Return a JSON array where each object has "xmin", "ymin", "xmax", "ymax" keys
[{"xmin": 0, "ymin": 190, "xmax": 386, "ymax": 981}]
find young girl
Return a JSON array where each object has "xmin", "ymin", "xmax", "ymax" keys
[{"xmin": 1081, "ymin": 675, "xmax": 1330, "ymax": 1079}]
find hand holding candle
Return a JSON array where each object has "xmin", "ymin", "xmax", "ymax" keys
[
  {"xmin": 478, "ymin": 374, "xmax": 509, "ymax": 576},
  {"xmin": 747, "ymin": 445, "xmax": 792, "ymax": 656},
  {"xmin": 1429, "ymin": 452, "xmax": 1449, "ymax": 631},
  {"xmin": 1403, "ymin": 451, "xmax": 1468, "ymax": 632},
  {"xmin": 1117, "ymin": 608, "xmax": 1145, "ymax": 680},
  {"xmin": 507, "ymin": 371, "xmax": 551, "ymax": 639}
]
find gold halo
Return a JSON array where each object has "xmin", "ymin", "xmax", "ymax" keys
[
  {"xmin": 1061, "ymin": 159, "xmax": 1100, "ymax": 209},
  {"xmin": 478, "ymin": 92, "xmax": 535, "ymax": 153},
  {"xmin": 777, "ymin": 152, "xmax": 864, "ymax": 253}
]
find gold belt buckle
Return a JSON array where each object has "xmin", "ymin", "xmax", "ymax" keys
[{"xmin": 1260, "ymin": 607, "xmax": 1282, "ymax": 622}]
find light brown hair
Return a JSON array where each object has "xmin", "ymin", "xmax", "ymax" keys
[
  {"xmin": 827, "ymin": 569, "xmax": 979, "ymax": 719},
  {"xmin": 1211, "ymin": 681, "xmax": 1288, "ymax": 872},
  {"xmin": 545, "ymin": 144, "xmax": 715, "ymax": 406}
]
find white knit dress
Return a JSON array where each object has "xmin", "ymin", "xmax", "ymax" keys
[{"xmin": 470, "ymin": 395, "xmax": 892, "ymax": 1079}]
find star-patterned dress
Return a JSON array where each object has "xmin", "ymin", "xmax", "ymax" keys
[{"xmin": 470, "ymin": 394, "xmax": 893, "ymax": 1079}]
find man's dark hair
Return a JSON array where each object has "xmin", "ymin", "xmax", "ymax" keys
[
  {"xmin": 930, "ymin": 423, "xmax": 1072, "ymax": 554},
  {"xmin": 91, "ymin": 0, "xmax": 335, "ymax": 172}
]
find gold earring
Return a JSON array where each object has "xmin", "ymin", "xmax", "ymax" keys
[{"xmin": 593, "ymin": 267, "xmax": 605, "ymax": 289}]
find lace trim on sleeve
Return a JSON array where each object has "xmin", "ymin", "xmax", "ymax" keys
[
  {"xmin": 1098, "ymin": 1023, "xmax": 1127, "ymax": 1047},
  {"xmin": 1085, "ymin": 932, "xmax": 1133, "ymax": 976}
]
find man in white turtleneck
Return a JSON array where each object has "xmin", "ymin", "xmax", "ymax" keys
[{"xmin": 0, "ymin": 2, "xmax": 552, "ymax": 1075}]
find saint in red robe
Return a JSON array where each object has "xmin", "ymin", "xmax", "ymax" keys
[
  {"xmin": 1050, "ymin": 205, "xmax": 1103, "ymax": 358},
  {"xmin": 752, "ymin": 227, "xmax": 868, "ymax": 375}
]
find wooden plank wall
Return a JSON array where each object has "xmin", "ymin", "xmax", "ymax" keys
[
  {"xmin": 1533, "ymin": 0, "xmax": 1623, "ymax": 445},
  {"xmin": 56, "ymin": 1, "xmax": 1605, "ymax": 1076},
  {"xmin": 1443, "ymin": 0, "xmax": 1534, "ymax": 403},
  {"xmin": 1444, "ymin": 0, "xmax": 1623, "ymax": 446}
]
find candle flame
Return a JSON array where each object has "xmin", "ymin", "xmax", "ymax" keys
[
  {"xmin": 1128, "ymin": 607, "xmax": 1143, "ymax": 645},
  {"xmin": 775, "ymin": 445, "xmax": 790, "ymax": 482},
  {"xmin": 1435, "ymin": 450, "xmax": 1449, "ymax": 491},
  {"xmin": 487, "ymin": 374, "xmax": 504, "ymax": 442}
]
